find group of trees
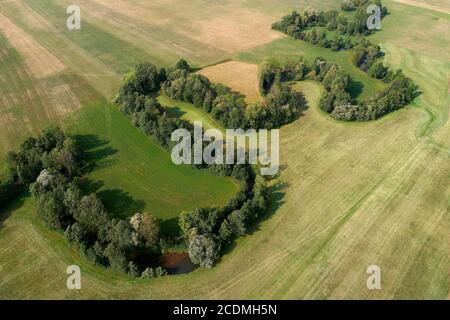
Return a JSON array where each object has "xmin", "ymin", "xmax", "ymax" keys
[
  {"xmin": 1, "ymin": 127, "xmax": 80, "ymax": 211},
  {"xmin": 273, "ymin": 1, "xmax": 387, "ymax": 38},
  {"xmin": 180, "ymin": 172, "xmax": 269, "ymax": 268},
  {"xmin": 2, "ymin": 126, "xmax": 165, "ymax": 278},
  {"xmin": 116, "ymin": 61, "xmax": 273, "ymax": 268},
  {"xmin": 161, "ymin": 61, "xmax": 303, "ymax": 130},
  {"xmin": 269, "ymin": 1, "xmax": 418, "ymax": 121},
  {"xmin": 34, "ymin": 169, "xmax": 163, "ymax": 278},
  {"xmin": 271, "ymin": 2, "xmax": 387, "ymax": 67},
  {"xmin": 260, "ymin": 56, "xmax": 417, "ymax": 121}
]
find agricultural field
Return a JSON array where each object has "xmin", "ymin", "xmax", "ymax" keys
[
  {"xmin": 0, "ymin": 0, "xmax": 449, "ymax": 300},
  {"xmin": 198, "ymin": 61, "xmax": 263, "ymax": 103}
]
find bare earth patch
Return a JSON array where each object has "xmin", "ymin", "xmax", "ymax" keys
[
  {"xmin": 0, "ymin": 12, "xmax": 66, "ymax": 78},
  {"xmin": 393, "ymin": 0, "xmax": 450, "ymax": 15},
  {"xmin": 199, "ymin": 61, "xmax": 262, "ymax": 103}
]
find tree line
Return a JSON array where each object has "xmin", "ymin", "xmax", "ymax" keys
[
  {"xmin": 115, "ymin": 61, "xmax": 272, "ymax": 268},
  {"xmin": 158, "ymin": 60, "xmax": 304, "ymax": 130}
]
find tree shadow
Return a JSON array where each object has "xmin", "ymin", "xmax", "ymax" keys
[
  {"xmin": 72, "ymin": 134, "xmax": 118, "ymax": 172},
  {"xmin": 348, "ymin": 80, "xmax": 364, "ymax": 101},
  {"xmin": 160, "ymin": 216, "xmax": 181, "ymax": 238},
  {"xmin": 96, "ymin": 188, "xmax": 145, "ymax": 219},
  {"xmin": 0, "ymin": 190, "xmax": 29, "ymax": 232},
  {"xmin": 164, "ymin": 106, "xmax": 187, "ymax": 119},
  {"xmin": 78, "ymin": 178, "xmax": 104, "ymax": 195},
  {"xmin": 294, "ymin": 91, "xmax": 309, "ymax": 118}
]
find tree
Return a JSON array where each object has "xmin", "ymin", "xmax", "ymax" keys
[
  {"xmin": 368, "ymin": 61, "xmax": 388, "ymax": 79},
  {"xmin": 175, "ymin": 59, "xmax": 190, "ymax": 72},
  {"xmin": 179, "ymin": 208, "xmax": 218, "ymax": 239},
  {"xmin": 130, "ymin": 213, "xmax": 160, "ymax": 248},
  {"xmin": 219, "ymin": 220, "xmax": 233, "ymax": 243},
  {"xmin": 188, "ymin": 234, "xmax": 221, "ymax": 268},
  {"xmin": 73, "ymin": 194, "xmax": 109, "ymax": 234}
]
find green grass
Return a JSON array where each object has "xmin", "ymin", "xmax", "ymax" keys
[
  {"xmin": 65, "ymin": 101, "xmax": 238, "ymax": 230},
  {"xmin": 158, "ymin": 95, "xmax": 225, "ymax": 132}
]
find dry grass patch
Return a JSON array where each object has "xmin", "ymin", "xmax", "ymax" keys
[
  {"xmin": 199, "ymin": 61, "xmax": 262, "ymax": 103},
  {"xmin": 0, "ymin": 12, "xmax": 66, "ymax": 78},
  {"xmin": 90, "ymin": 0, "xmax": 282, "ymax": 55}
]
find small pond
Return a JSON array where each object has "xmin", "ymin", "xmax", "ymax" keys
[{"xmin": 159, "ymin": 253, "xmax": 197, "ymax": 275}]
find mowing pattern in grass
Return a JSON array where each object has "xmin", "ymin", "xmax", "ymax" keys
[{"xmin": 198, "ymin": 61, "xmax": 263, "ymax": 103}]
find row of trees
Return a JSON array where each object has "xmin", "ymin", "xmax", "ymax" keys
[
  {"xmin": 180, "ymin": 170, "xmax": 269, "ymax": 268},
  {"xmin": 116, "ymin": 62, "xmax": 272, "ymax": 268},
  {"xmin": 260, "ymin": 57, "xmax": 417, "ymax": 121},
  {"xmin": 160, "ymin": 60, "xmax": 303, "ymax": 130}
]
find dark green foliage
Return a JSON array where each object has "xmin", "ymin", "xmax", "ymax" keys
[
  {"xmin": 117, "ymin": 62, "xmax": 163, "ymax": 100},
  {"xmin": 175, "ymin": 59, "xmax": 191, "ymax": 72},
  {"xmin": 179, "ymin": 207, "xmax": 219, "ymax": 238},
  {"xmin": 351, "ymin": 40, "xmax": 381, "ymax": 71},
  {"xmin": 0, "ymin": 177, "xmax": 22, "ymax": 209},
  {"xmin": 368, "ymin": 61, "xmax": 388, "ymax": 79},
  {"xmin": 73, "ymin": 194, "xmax": 109, "ymax": 234},
  {"xmin": 31, "ymin": 171, "xmax": 73, "ymax": 230},
  {"xmin": 161, "ymin": 60, "xmax": 304, "ymax": 130}
]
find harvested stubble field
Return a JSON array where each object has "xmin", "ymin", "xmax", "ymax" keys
[{"xmin": 0, "ymin": 0, "xmax": 449, "ymax": 299}]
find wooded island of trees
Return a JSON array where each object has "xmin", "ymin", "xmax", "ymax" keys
[{"xmin": 271, "ymin": 0, "xmax": 418, "ymax": 120}]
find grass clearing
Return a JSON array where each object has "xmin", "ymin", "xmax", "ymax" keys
[{"xmin": 157, "ymin": 95, "xmax": 225, "ymax": 132}]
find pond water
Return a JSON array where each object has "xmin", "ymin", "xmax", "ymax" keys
[{"xmin": 159, "ymin": 253, "xmax": 197, "ymax": 275}]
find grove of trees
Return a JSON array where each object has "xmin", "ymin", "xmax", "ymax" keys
[
  {"xmin": 269, "ymin": 0, "xmax": 418, "ymax": 121},
  {"xmin": 115, "ymin": 61, "xmax": 273, "ymax": 268}
]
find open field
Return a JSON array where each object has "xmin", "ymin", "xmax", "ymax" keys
[
  {"xmin": 0, "ymin": 0, "xmax": 449, "ymax": 299},
  {"xmin": 394, "ymin": 0, "xmax": 450, "ymax": 15},
  {"xmin": 199, "ymin": 61, "xmax": 263, "ymax": 103}
]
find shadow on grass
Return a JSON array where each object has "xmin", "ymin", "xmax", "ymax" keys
[
  {"xmin": 97, "ymin": 188, "xmax": 145, "ymax": 219},
  {"xmin": 349, "ymin": 79, "xmax": 364, "ymax": 101},
  {"xmin": 164, "ymin": 106, "xmax": 187, "ymax": 119},
  {"xmin": 73, "ymin": 134, "xmax": 118, "ymax": 172},
  {"xmin": 0, "ymin": 190, "xmax": 29, "ymax": 232}
]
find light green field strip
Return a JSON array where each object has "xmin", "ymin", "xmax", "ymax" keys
[{"xmin": 158, "ymin": 95, "xmax": 225, "ymax": 133}]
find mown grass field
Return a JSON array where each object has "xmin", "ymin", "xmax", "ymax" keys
[{"xmin": 0, "ymin": 0, "xmax": 449, "ymax": 299}]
